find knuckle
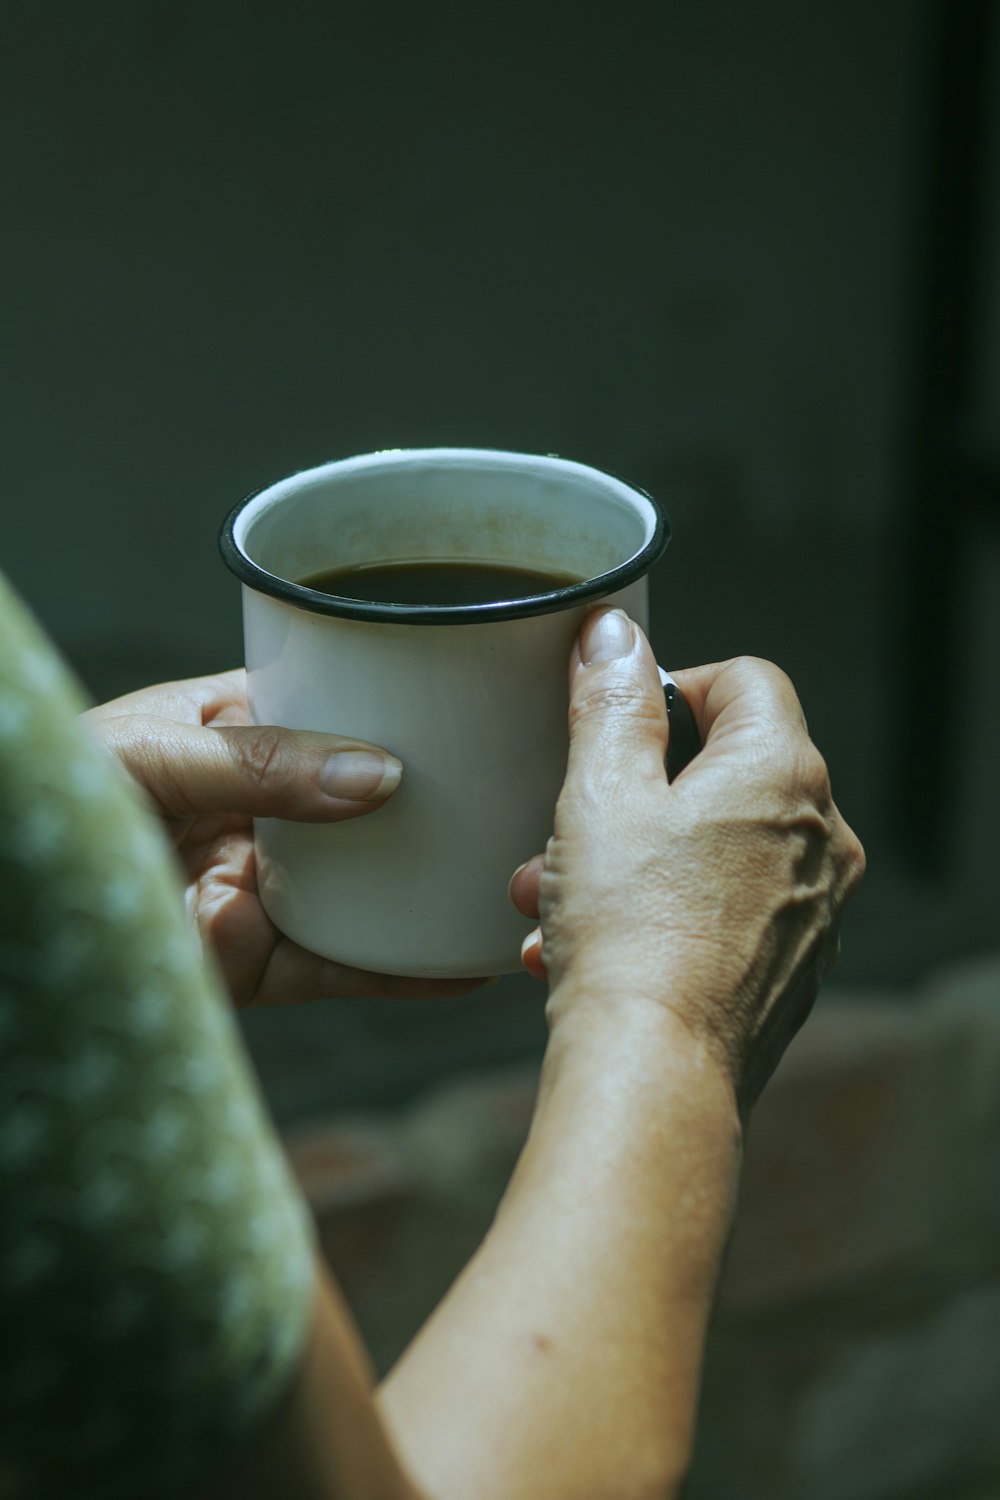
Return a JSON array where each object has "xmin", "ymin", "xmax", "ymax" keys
[
  {"xmin": 730, "ymin": 652, "xmax": 772, "ymax": 676},
  {"xmin": 569, "ymin": 682, "xmax": 663, "ymax": 733},
  {"xmin": 830, "ymin": 818, "xmax": 866, "ymax": 894},
  {"xmin": 750, "ymin": 739, "xmax": 827, "ymax": 810},
  {"xmin": 728, "ymin": 655, "xmax": 810, "ymax": 739},
  {"xmin": 796, "ymin": 745, "xmax": 833, "ymax": 807},
  {"xmin": 730, "ymin": 654, "xmax": 795, "ymax": 696},
  {"xmin": 124, "ymin": 718, "xmax": 188, "ymax": 814},
  {"xmin": 844, "ymin": 827, "xmax": 867, "ymax": 885},
  {"xmin": 236, "ymin": 726, "xmax": 286, "ymax": 787},
  {"xmin": 759, "ymin": 735, "xmax": 830, "ymax": 806}
]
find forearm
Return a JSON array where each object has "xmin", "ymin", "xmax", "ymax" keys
[{"xmin": 378, "ymin": 992, "xmax": 742, "ymax": 1500}]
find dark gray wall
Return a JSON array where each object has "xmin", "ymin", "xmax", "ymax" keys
[{"xmin": 3, "ymin": 2, "xmax": 920, "ymax": 661}]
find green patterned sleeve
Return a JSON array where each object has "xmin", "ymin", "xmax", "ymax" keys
[{"xmin": 0, "ymin": 575, "xmax": 317, "ymax": 1499}]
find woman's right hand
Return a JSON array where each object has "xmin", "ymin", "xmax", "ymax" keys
[
  {"xmin": 508, "ymin": 608, "xmax": 866, "ymax": 1114},
  {"xmin": 82, "ymin": 670, "xmax": 491, "ymax": 1007}
]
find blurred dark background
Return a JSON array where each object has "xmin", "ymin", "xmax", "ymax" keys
[
  {"xmin": 4, "ymin": 5, "xmax": 1000, "ymax": 1496},
  {"xmin": 2, "ymin": 1, "xmax": 998, "ymax": 1108}
]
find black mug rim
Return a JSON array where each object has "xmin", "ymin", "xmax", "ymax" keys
[{"xmin": 219, "ymin": 448, "xmax": 671, "ymax": 626}]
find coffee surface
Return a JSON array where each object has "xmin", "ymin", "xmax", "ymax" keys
[{"xmin": 298, "ymin": 559, "xmax": 583, "ymax": 607}]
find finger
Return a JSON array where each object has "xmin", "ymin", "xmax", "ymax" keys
[
  {"xmin": 85, "ymin": 668, "xmax": 250, "ymax": 728},
  {"xmin": 832, "ymin": 809, "xmax": 867, "ymax": 902},
  {"xmin": 247, "ymin": 937, "xmax": 501, "ymax": 1006},
  {"xmin": 565, "ymin": 608, "xmax": 669, "ymax": 791},
  {"xmin": 519, "ymin": 927, "xmax": 547, "ymax": 983},
  {"xmin": 668, "ymin": 657, "xmax": 811, "ymax": 756},
  {"xmin": 198, "ymin": 669, "xmax": 252, "ymax": 728},
  {"xmin": 194, "ymin": 859, "xmax": 499, "ymax": 1004},
  {"xmin": 92, "ymin": 716, "xmax": 403, "ymax": 821},
  {"xmin": 508, "ymin": 853, "xmax": 544, "ymax": 918}
]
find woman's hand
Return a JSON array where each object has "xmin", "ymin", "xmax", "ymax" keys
[
  {"xmin": 509, "ymin": 608, "xmax": 865, "ymax": 1114},
  {"xmin": 83, "ymin": 670, "xmax": 488, "ymax": 1006}
]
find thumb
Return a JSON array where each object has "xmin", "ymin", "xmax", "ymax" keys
[
  {"xmin": 566, "ymin": 608, "xmax": 669, "ymax": 790},
  {"xmin": 96, "ymin": 717, "xmax": 403, "ymax": 821}
]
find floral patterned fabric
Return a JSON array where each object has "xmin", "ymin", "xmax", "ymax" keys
[{"xmin": 0, "ymin": 575, "xmax": 315, "ymax": 1498}]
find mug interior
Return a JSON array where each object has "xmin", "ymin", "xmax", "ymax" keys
[{"xmin": 222, "ymin": 448, "xmax": 668, "ymax": 624}]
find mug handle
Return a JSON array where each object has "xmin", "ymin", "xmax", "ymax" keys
[{"xmin": 658, "ymin": 667, "xmax": 702, "ymax": 783}]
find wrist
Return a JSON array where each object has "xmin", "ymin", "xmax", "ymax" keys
[
  {"xmin": 543, "ymin": 977, "xmax": 742, "ymax": 1140},
  {"xmin": 529, "ymin": 982, "xmax": 744, "ymax": 1275},
  {"xmin": 495, "ymin": 976, "xmax": 744, "ymax": 1337}
]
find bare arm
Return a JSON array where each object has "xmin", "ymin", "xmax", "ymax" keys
[
  {"xmin": 207, "ymin": 1010, "xmax": 738, "ymax": 1500},
  {"xmin": 376, "ymin": 616, "xmax": 862, "ymax": 1499},
  {"xmin": 206, "ymin": 1011, "xmax": 738, "ymax": 1500},
  {"xmin": 379, "ymin": 1002, "xmax": 740, "ymax": 1500}
]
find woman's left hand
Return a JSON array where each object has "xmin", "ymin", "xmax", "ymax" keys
[{"xmin": 83, "ymin": 669, "xmax": 489, "ymax": 1006}]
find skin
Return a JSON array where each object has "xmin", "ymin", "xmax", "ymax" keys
[
  {"xmin": 510, "ymin": 625, "xmax": 861, "ymax": 1116},
  {"xmin": 82, "ymin": 670, "xmax": 490, "ymax": 1007},
  {"xmin": 87, "ymin": 614, "xmax": 865, "ymax": 1500}
]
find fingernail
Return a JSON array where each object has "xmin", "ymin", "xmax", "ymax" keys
[
  {"xmin": 580, "ymin": 608, "xmax": 634, "ymax": 665},
  {"xmin": 320, "ymin": 749, "xmax": 402, "ymax": 802}
]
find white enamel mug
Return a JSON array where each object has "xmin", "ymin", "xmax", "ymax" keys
[{"xmin": 220, "ymin": 448, "xmax": 669, "ymax": 977}]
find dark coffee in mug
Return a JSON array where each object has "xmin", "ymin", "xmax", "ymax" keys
[{"xmin": 299, "ymin": 559, "xmax": 583, "ymax": 607}]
